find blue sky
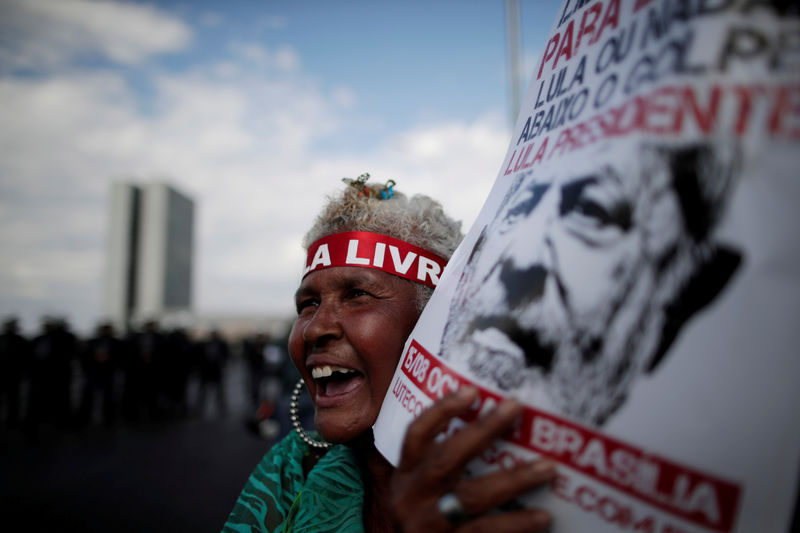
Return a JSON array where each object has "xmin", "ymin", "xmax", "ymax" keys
[{"xmin": 0, "ymin": 0, "xmax": 563, "ymax": 335}]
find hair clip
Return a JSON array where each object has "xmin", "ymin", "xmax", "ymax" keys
[
  {"xmin": 342, "ymin": 173, "xmax": 371, "ymax": 197},
  {"xmin": 342, "ymin": 174, "xmax": 396, "ymax": 200},
  {"xmin": 380, "ymin": 179, "xmax": 395, "ymax": 199}
]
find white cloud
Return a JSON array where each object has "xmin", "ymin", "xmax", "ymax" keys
[
  {"xmin": 0, "ymin": 0, "xmax": 191, "ymax": 69},
  {"xmin": 228, "ymin": 42, "xmax": 299, "ymax": 71},
  {"xmin": 273, "ymin": 46, "xmax": 299, "ymax": 70},
  {"xmin": 228, "ymin": 42, "xmax": 271, "ymax": 65},
  {"xmin": 0, "ymin": 4, "xmax": 511, "ymax": 335},
  {"xmin": 260, "ymin": 15, "xmax": 288, "ymax": 30},
  {"xmin": 199, "ymin": 11, "xmax": 223, "ymax": 28},
  {"xmin": 521, "ymin": 47, "xmax": 543, "ymax": 88},
  {"xmin": 339, "ymin": 117, "xmax": 510, "ymax": 229},
  {"xmin": 331, "ymin": 86, "xmax": 357, "ymax": 109}
]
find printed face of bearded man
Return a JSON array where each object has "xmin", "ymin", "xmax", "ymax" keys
[{"xmin": 440, "ymin": 141, "xmax": 741, "ymax": 426}]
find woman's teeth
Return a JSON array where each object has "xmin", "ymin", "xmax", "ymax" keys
[{"xmin": 311, "ymin": 365, "xmax": 356, "ymax": 379}]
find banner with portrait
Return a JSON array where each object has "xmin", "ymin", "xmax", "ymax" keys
[{"xmin": 374, "ymin": 1, "xmax": 800, "ymax": 532}]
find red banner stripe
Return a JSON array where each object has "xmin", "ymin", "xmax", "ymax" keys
[
  {"xmin": 304, "ymin": 231, "xmax": 448, "ymax": 289},
  {"xmin": 400, "ymin": 339, "xmax": 742, "ymax": 532}
]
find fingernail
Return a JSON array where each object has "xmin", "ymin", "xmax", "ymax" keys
[
  {"xmin": 497, "ymin": 398, "xmax": 521, "ymax": 416},
  {"xmin": 530, "ymin": 458, "xmax": 556, "ymax": 478},
  {"xmin": 457, "ymin": 385, "xmax": 478, "ymax": 400},
  {"xmin": 534, "ymin": 511, "xmax": 553, "ymax": 532}
]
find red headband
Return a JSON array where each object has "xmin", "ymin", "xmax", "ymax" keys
[{"xmin": 303, "ymin": 231, "xmax": 448, "ymax": 288}]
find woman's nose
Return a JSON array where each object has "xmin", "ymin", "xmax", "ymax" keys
[{"xmin": 302, "ymin": 302, "xmax": 342, "ymax": 346}]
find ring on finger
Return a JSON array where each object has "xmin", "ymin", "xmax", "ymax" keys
[{"xmin": 437, "ymin": 492, "xmax": 467, "ymax": 527}]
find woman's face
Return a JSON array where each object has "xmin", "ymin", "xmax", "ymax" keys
[{"xmin": 289, "ymin": 266, "xmax": 421, "ymax": 444}]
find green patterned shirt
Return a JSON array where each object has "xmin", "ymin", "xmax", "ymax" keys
[{"xmin": 222, "ymin": 431, "xmax": 365, "ymax": 533}]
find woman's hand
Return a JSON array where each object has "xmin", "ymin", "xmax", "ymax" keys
[{"xmin": 390, "ymin": 386, "xmax": 556, "ymax": 532}]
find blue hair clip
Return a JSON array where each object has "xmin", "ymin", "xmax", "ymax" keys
[{"xmin": 380, "ymin": 180, "xmax": 395, "ymax": 199}]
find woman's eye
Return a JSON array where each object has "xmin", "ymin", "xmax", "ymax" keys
[
  {"xmin": 348, "ymin": 288, "xmax": 369, "ymax": 299},
  {"xmin": 296, "ymin": 299, "xmax": 318, "ymax": 313}
]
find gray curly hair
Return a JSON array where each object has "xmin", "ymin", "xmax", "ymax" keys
[{"xmin": 303, "ymin": 178, "xmax": 463, "ymax": 310}]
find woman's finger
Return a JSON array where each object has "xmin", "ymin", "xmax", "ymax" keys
[
  {"xmin": 396, "ymin": 498, "xmax": 552, "ymax": 533},
  {"xmin": 454, "ymin": 458, "xmax": 556, "ymax": 517},
  {"xmin": 414, "ymin": 398, "xmax": 524, "ymax": 482},
  {"xmin": 458, "ymin": 508, "xmax": 552, "ymax": 533},
  {"xmin": 393, "ymin": 458, "xmax": 556, "ymax": 533},
  {"xmin": 397, "ymin": 385, "xmax": 479, "ymax": 470}
]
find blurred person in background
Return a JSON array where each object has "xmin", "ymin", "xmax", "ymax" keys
[
  {"xmin": 123, "ymin": 320, "xmax": 167, "ymax": 422},
  {"xmin": 199, "ymin": 329, "xmax": 230, "ymax": 417},
  {"xmin": 164, "ymin": 327, "xmax": 195, "ymax": 418},
  {"xmin": 0, "ymin": 317, "xmax": 30, "ymax": 428},
  {"xmin": 77, "ymin": 322, "xmax": 122, "ymax": 428},
  {"xmin": 27, "ymin": 317, "xmax": 78, "ymax": 434},
  {"xmin": 243, "ymin": 333, "xmax": 270, "ymax": 409}
]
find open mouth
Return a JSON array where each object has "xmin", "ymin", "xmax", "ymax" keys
[{"xmin": 310, "ymin": 365, "xmax": 364, "ymax": 397}]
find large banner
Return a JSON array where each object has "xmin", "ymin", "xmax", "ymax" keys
[{"xmin": 374, "ymin": 1, "xmax": 800, "ymax": 532}]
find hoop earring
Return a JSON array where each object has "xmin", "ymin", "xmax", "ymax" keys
[{"xmin": 290, "ymin": 378, "xmax": 332, "ymax": 450}]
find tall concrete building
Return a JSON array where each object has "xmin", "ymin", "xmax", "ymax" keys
[{"xmin": 105, "ymin": 182, "xmax": 194, "ymax": 332}]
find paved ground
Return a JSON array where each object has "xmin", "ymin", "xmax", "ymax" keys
[{"xmin": 0, "ymin": 358, "xmax": 286, "ymax": 533}]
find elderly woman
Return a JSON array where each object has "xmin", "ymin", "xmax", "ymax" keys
[{"xmin": 224, "ymin": 177, "xmax": 556, "ymax": 532}]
